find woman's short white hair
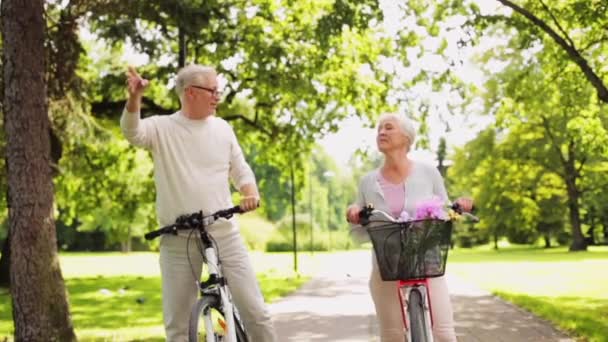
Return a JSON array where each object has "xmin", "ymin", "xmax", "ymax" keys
[
  {"xmin": 377, "ymin": 112, "xmax": 416, "ymax": 145},
  {"xmin": 175, "ymin": 64, "xmax": 216, "ymax": 99}
]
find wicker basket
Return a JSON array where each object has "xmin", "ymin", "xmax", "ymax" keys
[{"xmin": 367, "ymin": 219, "xmax": 453, "ymax": 281}]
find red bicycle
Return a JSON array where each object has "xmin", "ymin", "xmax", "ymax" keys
[{"xmin": 358, "ymin": 204, "xmax": 478, "ymax": 342}]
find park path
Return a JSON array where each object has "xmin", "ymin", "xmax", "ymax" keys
[{"xmin": 269, "ymin": 251, "xmax": 573, "ymax": 342}]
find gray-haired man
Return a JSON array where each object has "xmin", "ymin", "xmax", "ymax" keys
[{"xmin": 121, "ymin": 65, "xmax": 277, "ymax": 341}]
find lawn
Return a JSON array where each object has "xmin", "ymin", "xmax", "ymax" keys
[
  {"xmin": 0, "ymin": 251, "xmax": 312, "ymax": 341},
  {"xmin": 448, "ymin": 245, "xmax": 608, "ymax": 342}
]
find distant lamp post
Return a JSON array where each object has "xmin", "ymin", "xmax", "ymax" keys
[
  {"xmin": 309, "ymin": 166, "xmax": 314, "ymax": 255},
  {"xmin": 323, "ymin": 171, "xmax": 335, "ymax": 251}
]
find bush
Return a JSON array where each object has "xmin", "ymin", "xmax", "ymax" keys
[
  {"xmin": 556, "ymin": 229, "xmax": 571, "ymax": 246},
  {"xmin": 265, "ymin": 238, "xmax": 295, "ymax": 252},
  {"xmin": 264, "ymin": 214, "xmax": 361, "ymax": 252},
  {"xmin": 453, "ymin": 222, "xmax": 488, "ymax": 248},
  {"xmin": 265, "ymin": 220, "xmax": 330, "ymax": 252},
  {"xmin": 238, "ymin": 212, "xmax": 277, "ymax": 251}
]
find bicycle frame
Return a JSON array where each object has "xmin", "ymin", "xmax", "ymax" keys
[
  {"xmin": 144, "ymin": 206, "xmax": 246, "ymax": 342},
  {"xmin": 398, "ymin": 279, "xmax": 434, "ymax": 342},
  {"xmin": 197, "ymin": 229, "xmax": 238, "ymax": 342}
]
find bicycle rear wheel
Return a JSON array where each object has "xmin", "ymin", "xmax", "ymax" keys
[
  {"xmin": 407, "ymin": 288, "xmax": 430, "ymax": 342},
  {"xmin": 189, "ymin": 296, "xmax": 248, "ymax": 342}
]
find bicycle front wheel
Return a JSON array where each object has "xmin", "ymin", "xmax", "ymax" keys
[
  {"xmin": 407, "ymin": 288, "xmax": 430, "ymax": 342},
  {"xmin": 189, "ymin": 296, "xmax": 248, "ymax": 342}
]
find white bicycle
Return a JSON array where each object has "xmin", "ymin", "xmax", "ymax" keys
[{"xmin": 145, "ymin": 206, "xmax": 248, "ymax": 342}]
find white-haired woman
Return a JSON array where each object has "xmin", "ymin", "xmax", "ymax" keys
[{"xmin": 346, "ymin": 113, "xmax": 473, "ymax": 342}]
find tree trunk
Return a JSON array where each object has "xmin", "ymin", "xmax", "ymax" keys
[
  {"xmin": 290, "ymin": 164, "xmax": 298, "ymax": 273},
  {"xmin": 543, "ymin": 234, "xmax": 551, "ymax": 248},
  {"xmin": 564, "ymin": 174, "xmax": 586, "ymax": 251},
  {"xmin": 603, "ymin": 215, "xmax": 608, "ymax": 241},
  {"xmin": 0, "ymin": 236, "xmax": 9, "ymax": 288},
  {"xmin": 178, "ymin": 26, "xmax": 187, "ymax": 68},
  {"xmin": 120, "ymin": 239, "xmax": 132, "ymax": 253},
  {"xmin": 1, "ymin": 0, "xmax": 77, "ymax": 340}
]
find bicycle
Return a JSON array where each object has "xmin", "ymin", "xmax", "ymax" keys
[
  {"xmin": 144, "ymin": 206, "xmax": 249, "ymax": 342},
  {"xmin": 358, "ymin": 203, "xmax": 478, "ymax": 342}
]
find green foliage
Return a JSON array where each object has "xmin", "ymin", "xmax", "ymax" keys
[
  {"xmin": 1, "ymin": 0, "xmax": 408, "ymax": 251},
  {"xmin": 54, "ymin": 122, "xmax": 156, "ymax": 250},
  {"xmin": 447, "ymin": 126, "xmax": 575, "ymax": 247},
  {"xmin": 266, "ymin": 214, "xmax": 326, "ymax": 252},
  {"xmin": 441, "ymin": 0, "xmax": 608, "ymax": 249},
  {"xmin": 76, "ymin": 0, "xmax": 396, "ymax": 173}
]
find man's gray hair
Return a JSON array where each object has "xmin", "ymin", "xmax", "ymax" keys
[
  {"xmin": 175, "ymin": 64, "xmax": 216, "ymax": 99},
  {"xmin": 377, "ymin": 112, "xmax": 416, "ymax": 146}
]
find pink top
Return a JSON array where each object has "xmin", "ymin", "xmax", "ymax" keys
[{"xmin": 377, "ymin": 172, "xmax": 405, "ymax": 218}]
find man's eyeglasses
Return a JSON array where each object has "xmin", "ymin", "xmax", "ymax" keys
[{"xmin": 190, "ymin": 85, "xmax": 223, "ymax": 97}]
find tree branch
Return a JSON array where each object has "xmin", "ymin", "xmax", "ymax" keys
[
  {"xmin": 91, "ymin": 97, "xmax": 174, "ymax": 118},
  {"xmin": 581, "ymin": 36, "xmax": 608, "ymax": 52},
  {"xmin": 577, "ymin": 156, "xmax": 587, "ymax": 175},
  {"xmin": 496, "ymin": 0, "xmax": 608, "ymax": 103},
  {"xmin": 538, "ymin": 0, "xmax": 576, "ymax": 48},
  {"xmin": 221, "ymin": 113, "xmax": 274, "ymax": 137},
  {"xmin": 540, "ymin": 115, "xmax": 567, "ymax": 177}
]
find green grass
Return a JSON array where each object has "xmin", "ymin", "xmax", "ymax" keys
[
  {"xmin": 448, "ymin": 245, "xmax": 608, "ymax": 342},
  {"xmin": 0, "ymin": 252, "xmax": 310, "ymax": 341}
]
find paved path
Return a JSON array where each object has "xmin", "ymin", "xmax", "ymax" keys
[{"xmin": 269, "ymin": 251, "xmax": 573, "ymax": 342}]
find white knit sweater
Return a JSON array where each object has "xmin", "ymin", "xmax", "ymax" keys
[{"xmin": 120, "ymin": 110, "xmax": 256, "ymax": 233}]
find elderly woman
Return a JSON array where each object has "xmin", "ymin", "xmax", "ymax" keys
[{"xmin": 346, "ymin": 113, "xmax": 472, "ymax": 342}]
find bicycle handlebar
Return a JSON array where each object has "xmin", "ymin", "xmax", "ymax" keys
[
  {"xmin": 144, "ymin": 206, "xmax": 244, "ymax": 240},
  {"xmin": 358, "ymin": 202, "xmax": 479, "ymax": 226}
]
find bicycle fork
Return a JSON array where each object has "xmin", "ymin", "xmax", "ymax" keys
[
  {"xmin": 204, "ymin": 247, "xmax": 237, "ymax": 342},
  {"xmin": 398, "ymin": 280, "xmax": 434, "ymax": 342}
]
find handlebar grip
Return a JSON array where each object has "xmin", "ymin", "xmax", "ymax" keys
[
  {"xmin": 144, "ymin": 230, "xmax": 162, "ymax": 240},
  {"xmin": 144, "ymin": 224, "xmax": 176, "ymax": 240},
  {"xmin": 358, "ymin": 204, "xmax": 374, "ymax": 226},
  {"xmin": 214, "ymin": 205, "xmax": 244, "ymax": 219},
  {"xmin": 230, "ymin": 205, "xmax": 244, "ymax": 214}
]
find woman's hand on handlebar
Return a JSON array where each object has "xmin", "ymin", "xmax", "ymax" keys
[
  {"xmin": 454, "ymin": 197, "xmax": 474, "ymax": 213},
  {"xmin": 346, "ymin": 204, "xmax": 361, "ymax": 224}
]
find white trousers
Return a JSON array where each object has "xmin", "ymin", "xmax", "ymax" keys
[
  {"xmin": 159, "ymin": 230, "xmax": 277, "ymax": 342},
  {"xmin": 370, "ymin": 255, "xmax": 457, "ymax": 342}
]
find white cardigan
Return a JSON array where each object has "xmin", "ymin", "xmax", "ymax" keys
[{"xmin": 351, "ymin": 161, "xmax": 449, "ymax": 241}]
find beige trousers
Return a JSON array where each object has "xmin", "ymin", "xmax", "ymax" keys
[
  {"xmin": 370, "ymin": 255, "xmax": 457, "ymax": 342},
  {"xmin": 159, "ymin": 230, "xmax": 277, "ymax": 342}
]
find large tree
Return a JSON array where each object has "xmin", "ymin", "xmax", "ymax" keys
[
  {"xmin": 406, "ymin": 0, "xmax": 608, "ymax": 251},
  {"xmin": 1, "ymin": 0, "xmax": 76, "ymax": 339}
]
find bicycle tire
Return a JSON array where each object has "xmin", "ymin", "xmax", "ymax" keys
[
  {"xmin": 189, "ymin": 296, "xmax": 248, "ymax": 342},
  {"xmin": 407, "ymin": 288, "xmax": 430, "ymax": 342}
]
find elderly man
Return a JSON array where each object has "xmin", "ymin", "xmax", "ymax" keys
[{"xmin": 121, "ymin": 64, "xmax": 277, "ymax": 342}]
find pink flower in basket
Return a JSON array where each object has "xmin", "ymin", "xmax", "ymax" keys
[
  {"xmin": 415, "ymin": 197, "xmax": 448, "ymax": 220},
  {"xmin": 397, "ymin": 210, "xmax": 411, "ymax": 222}
]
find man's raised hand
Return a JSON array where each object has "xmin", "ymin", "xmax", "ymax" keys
[{"xmin": 126, "ymin": 66, "xmax": 149, "ymax": 97}]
